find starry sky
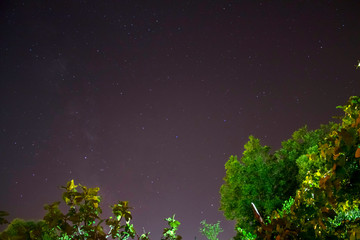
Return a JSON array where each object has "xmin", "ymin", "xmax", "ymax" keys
[{"xmin": 0, "ymin": 1, "xmax": 359, "ymax": 239}]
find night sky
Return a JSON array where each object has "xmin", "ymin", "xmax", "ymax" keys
[{"xmin": 1, "ymin": 1, "xmax": 360, "ymax": 239}]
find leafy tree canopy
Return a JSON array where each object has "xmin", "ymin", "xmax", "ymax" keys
[
  {"xmin": 256, "ymin": 96, "xmax": 360, "ymax": 239},
  {"xmin": 220, "ymin": 96, "xmax": 359, "ymax": 239}
]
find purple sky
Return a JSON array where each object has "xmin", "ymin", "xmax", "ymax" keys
[{"xmin": 1, "ymin": 1, "xmax": 360, "ymax": 239}]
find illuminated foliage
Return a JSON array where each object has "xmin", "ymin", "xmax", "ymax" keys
[
  {"xmin": 199, "ymin": 220, "xmax": 223, "ymax": 240},
  {"xmin": 0, "ymin": 180, "xmax": 180, "ymax": 240},
  {"xmin": 161, "ymin": 215, "xmax": 182, "ymax": 240},
  {"xmin": 220, "ymin": 136, "xmax": 282, "ymax": 233},
  {"xmin": 221, "ymin": 96, "xmax": 360, "ymax": 239},
  {"xmin": 43, "ymin": 180, "xmax": 182, "ymax": 240},
  {"xmin": 255, "ymin": 96, "xmax": 360, "ymax": 239},
  {"xmin": 219, "ymin": 127, "xmax": 330, "ymax": 236},
  {"xmin": 234, "ymin": 227, "xmax": 257, "ymax": 240}
]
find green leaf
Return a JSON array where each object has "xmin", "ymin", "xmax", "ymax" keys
[{"xmin": 65, "ymin": 180, "xmax": 78, "ymax": 191}]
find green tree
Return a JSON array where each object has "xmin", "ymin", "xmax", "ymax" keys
[
  {"xmin": 199, "ymin": 220, "xmax": 223, "ymax": 240},
  {"xmin": 254, "ymin": 96, "xmax": 360, "ymax": 239},
  {"xmin": 220, "ymin": 114, "xmax": 334, "ymax": 238},
  {"xmin": 220, "ymin": 136, "xmax": 288, "ymax": 233},
  {"xmin": 275, "ymin": 124, "xmax": 333, "ymax": 185},
  {"xmin": 161, "ymin": 215, "xmax": 182, "ymax": 240},
  {"xmin": 42, "ymin": 180, "xmax": 178, "ymax": 240},
  {"xmin": 43, "ymin": 180, "xmax": 112, "ymax": 239}
]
